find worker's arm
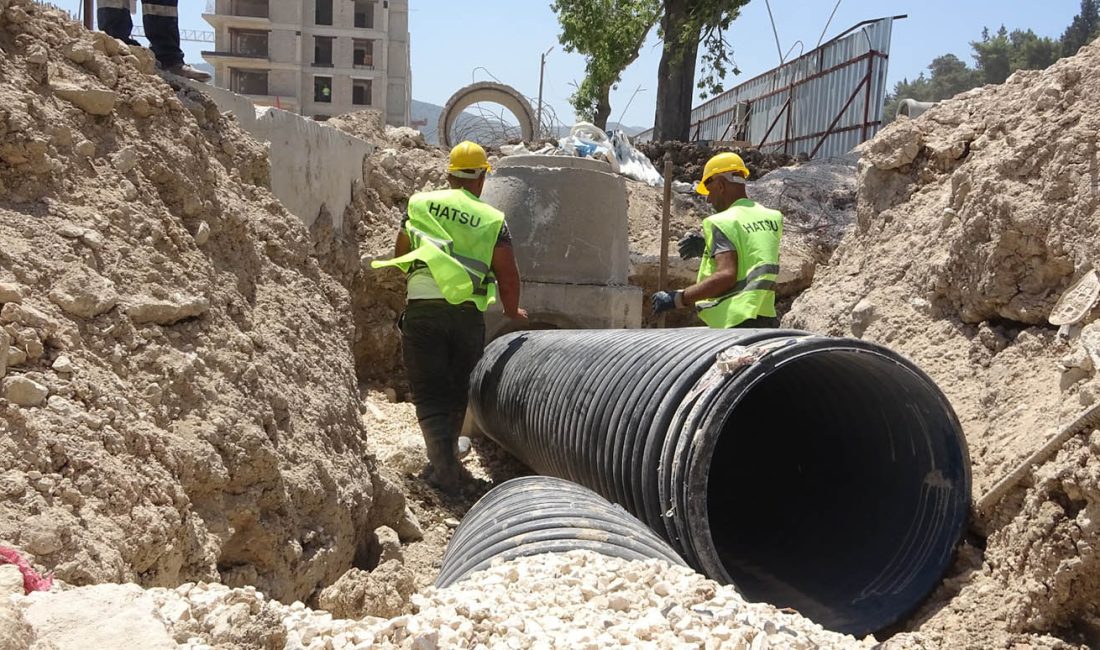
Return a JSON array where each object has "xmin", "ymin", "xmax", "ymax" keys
[
  {"xmin": 491, "ymin": 242, "xmax": 528, "ymax": 322},
  {"xmin": 683, "ymin": 250, "xmax": 737, "ymax": 302},
  {"xmin": 651, "ymin": 249, "xmax": 738, "ymax": 316},
  {"xmin": 394, "ymin": 229, "xmax": 411, "ymax": 257}
]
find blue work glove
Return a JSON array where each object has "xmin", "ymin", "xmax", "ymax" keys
[
  {"xmin": 651, "ymin": 290, "xmax": 684, "ymax": 316},
  {"xmin": 678, "ymin": 232, "xmax": 706, "ymax": 260}
]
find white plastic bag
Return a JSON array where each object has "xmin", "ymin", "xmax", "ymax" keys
[
  {"xmin": 558, "ymin": 122, "xmax": 618, "ymax": 171},
  {"xmin": 608, "ymin": 130, "xmax": 662, "ymax": 186}
]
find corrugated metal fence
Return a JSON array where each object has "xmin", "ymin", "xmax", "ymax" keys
[{"xmin": 637, "ymin": 16, "xmax": 903, "ymax": 159}]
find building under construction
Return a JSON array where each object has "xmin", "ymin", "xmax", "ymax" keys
[{"xmin": 202, "ymin": 0, "xmax": 410, "ymax": 124}]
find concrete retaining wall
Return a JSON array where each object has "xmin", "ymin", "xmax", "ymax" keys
[{"xmin": 184, "ymin": 80, "xmax": 373, "ymax": 232}]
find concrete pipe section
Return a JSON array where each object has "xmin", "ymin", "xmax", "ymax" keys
[
  {"xmin": 483, "ymin": 155, "xmax": 630, "ymax": 286},
  {"xmin": 468, "ymin": 328, "xmax": 971, "ymax": 637},
  {"xmin": 897, "ymin": 98, "xmax": 937, "ymax": 119},
  {"xmin": 438, "ymin": 82, "xmax": 537, "ymax": 149},
  {"xmin": 480, "ymin": 155, "xmax": 641, "ymax": 340},
  {"xmin": 435, "ymin": 476, "xmax": 687, "ymax": 588}
]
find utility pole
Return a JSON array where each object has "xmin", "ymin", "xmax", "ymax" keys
[
  {"xmin": 536, "ymin": 46, "xmax": 553, "ymax": 139},
  {"xmin": 83, "ymin": 0, "xmax": 93, "ymax": 29}
]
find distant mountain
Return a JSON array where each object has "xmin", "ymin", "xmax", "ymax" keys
[
  {"xmin": 411, "ymin": 99, "xmax": 522, "ymax": 146},
  {"xmin": 411, "ymin": 99, "xmax": 649, "ymax": 145}
]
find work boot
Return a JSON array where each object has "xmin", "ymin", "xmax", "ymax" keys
[
  {"xmin": 425, "ymin": 447, "xmax": 461, "ymax": 493},
  {"xmin": 421, "ymin": 415, "xmax": 461, "ymax": 493},
  {"xmin": 161, "ymin": 62, "xmax": 212, "ymax": 82}
]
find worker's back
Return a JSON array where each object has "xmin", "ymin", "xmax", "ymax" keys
[{"xmin": 697, "ymin": 199, "xmax": 783, "ymax": 328}]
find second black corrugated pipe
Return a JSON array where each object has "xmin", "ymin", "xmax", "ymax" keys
[
  {"xmin": 435, "ymin": 475, "xmax": 686, "ymax": 588},
  {"xmin": 468, "ymin": 329, "xmax": 971, "ymax": 637}
]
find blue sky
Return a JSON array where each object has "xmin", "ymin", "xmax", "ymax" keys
[{"xmin": 54, "ymin": 1, "xmax": 1083, "ymax": 128}]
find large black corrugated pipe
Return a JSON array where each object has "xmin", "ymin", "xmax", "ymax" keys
[
  {"xmin": 469, "ymin": 329, "xmax": 971, "ymax": 637},
  {"xmin": 435, "ymin": 476, "xmax": 686, "ymax": 588}
]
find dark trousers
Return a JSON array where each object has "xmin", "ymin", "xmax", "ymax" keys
[
  {"xmin": 97, "ymin": 1, "xmax": 183, "ymax": 67},
  {"xmin": 401, "ymin": 301, "xmax": 485, "ymax": 455}
]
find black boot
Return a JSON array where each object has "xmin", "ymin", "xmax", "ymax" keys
[
  {"xmin": 421, "ymin": 414, "xmax": 460, "ymax": 493},
  {"xmin": 96, "ymin": 7, "xmax": 142, "ymax": 47}
]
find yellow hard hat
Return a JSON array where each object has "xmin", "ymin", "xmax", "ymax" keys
[
  {"xmin": 448, "ymin": 141, "xmax": 492, "ymax": 176},
  {"xmin": 697, "ymin": 152, "xmax": 749, "ymax": 196}
]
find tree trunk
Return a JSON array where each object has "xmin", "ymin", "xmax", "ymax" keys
[
  {"xmin": 653, "ymin": 0, "xmax": 700, "ymax": 142},
  {"xmin": 593, "ymin": 84, "xmax": 612, "ymax": 130}
]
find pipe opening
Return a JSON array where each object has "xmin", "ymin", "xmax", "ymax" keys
[{"xmin": 704, "ymin": 348, "xmax": 969, "ymax": 634}]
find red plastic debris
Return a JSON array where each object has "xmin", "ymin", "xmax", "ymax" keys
[{"xmin": 0, "ymin": 546, "xmax": 53, "ymax": 594}]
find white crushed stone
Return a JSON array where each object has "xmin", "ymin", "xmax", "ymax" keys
[{"xmin": 136, "ymin": 551, "xmax": 925, "ymax": 649}]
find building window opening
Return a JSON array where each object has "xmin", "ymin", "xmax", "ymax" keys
[
  {"xmin": 314, "ymin": 36, "xmax": 334, "ymax": 66},
  {"xmin": 315, "ymin": 0, "xmax": 333, "ymax": 25},
  {"xmin": 354, "ymin": 1, "xmax": 374, "ymax": 28},
  {"xmin": 230, "ymin": 68, "xmax": 268, "ymax": 95},
  {"xmin": 229, "ymin": 29, "xmax": 269, "ymax": 57},
  {"xmin": 315, "ymin": 76, "xmax": 333, "ymax": 103},
  {"xmin": 353, "ymin": 79, "xmax": 373, "ymax": 106},
  {"xmin": 353, "ymin": 39, "xmax": 374, "ymax": 67},
  {"xmin": 231, "ymin": 0, "xmax": 268, "ymax": 18}
]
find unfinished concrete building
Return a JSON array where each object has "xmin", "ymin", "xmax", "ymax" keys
[{"xmin": 202, "ymin": 0, "xmax": 411, "ymax": 125}]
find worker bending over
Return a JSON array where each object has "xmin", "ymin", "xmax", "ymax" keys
[
  {"xmin": 96, "ymin": 0, "xmax": 211, "ymax": 81},
  {"xmin": 373, "ymin": 142, "xmax": 526, "ymax": 493},
  {"xmin": 651, "ymin": 152, "xmax": 783, "ymax": 328}
]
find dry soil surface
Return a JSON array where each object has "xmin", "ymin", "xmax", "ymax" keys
[{"xmin": 786, "ymin": 39, "xmax": 1100, "ymax": 649}]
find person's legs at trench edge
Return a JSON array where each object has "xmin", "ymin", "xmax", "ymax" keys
[
  {"xmin": 402, "ymin": 302, "xmax": 476, "ymax": 493},
  {"xmin": 96, "ymin": 0, "xmax": 141, "ymax": 46},
  {"xmin": 449, "ymin": 305, "xmax": 485, "ymax": 460},
  {"xmin": 141, "ymin": 0, "xmax": 185, "ymax": 70}
]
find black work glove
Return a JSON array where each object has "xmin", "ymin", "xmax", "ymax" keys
[
  {"xmin": 678, "ymin": 232, "xmax": 706, "ymax": 260},
  {"xmin": 650, "ymin": 290, "xmax": 684, "ymax": 316}
]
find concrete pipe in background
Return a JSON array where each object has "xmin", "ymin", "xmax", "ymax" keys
[
  {"xmin": 435, "ymin": 476, "xmax": 686, "ymax": 588},
  {"xmin": 897, "ymin": 98, "xmax": 937, "ymax": 119},
  {"xmin": 468, "ymin": 329, "xmax": 971, "ymax": 636}
]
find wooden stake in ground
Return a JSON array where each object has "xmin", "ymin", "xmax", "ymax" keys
[
  {"xmin": 83, "ymin": 0, "xmax": 93, "ymax": 29},
  {"xmin": 977, "ymin": 400, "xmax": 1100, "ymax": 514},
  {"xmin": 657, "ymin": 157, "xmax": 673, "ymax": 328}
]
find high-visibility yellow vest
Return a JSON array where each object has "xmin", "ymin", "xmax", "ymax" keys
[
  {"xmin": 695, "ymin": 199, "xmax": 783, "ymax": 328},
  {"xmin": 371, "ymin": 188, "xmax": 504, "ymax": 311}
]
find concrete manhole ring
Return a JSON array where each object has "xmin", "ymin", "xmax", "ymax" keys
[{"xmin": 438, "ymin": 82, "xmax": 536, "ymax": 148}]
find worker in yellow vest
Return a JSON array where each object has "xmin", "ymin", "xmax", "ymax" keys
[
  {"xmin": 372, "ymin": 141, "xmax": 526, "ymax": 493},
  {"xmin": 651, "ymin": 152, "xmax": 783, "ymax": 328}
]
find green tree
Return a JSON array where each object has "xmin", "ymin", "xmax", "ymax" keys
[
  {"xmin": 551, "ymin": 0, "xmax": 660, "ymax": 129},
  {"xmin": 652, "ymin": 0, "xmax": 751, "ymax": 142},
  {"xmin": 882, "ymin": 53, "xmax": 981, "ymax": 124},
  {"xmin": 972, "ymin": 27, "xmax": 1060, "ymax": 84},
  {"xmin": 1061, "ymin": 0, "xmax": 1100, "ymax": 56},
  {"xmin": 885, "ymin": 21, "xmax": 1068, "ymax": 124},
  {"xmin": 972, "ymin": 26, "xmax": 1013, "ymax": 84},
  {"xmin": 1008, "ymin": 29, "xmax": 1061, "ymax": 70},
  {"xmin": 927, "ymin": 54, "xmax": 982, "ymax": 98}
]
